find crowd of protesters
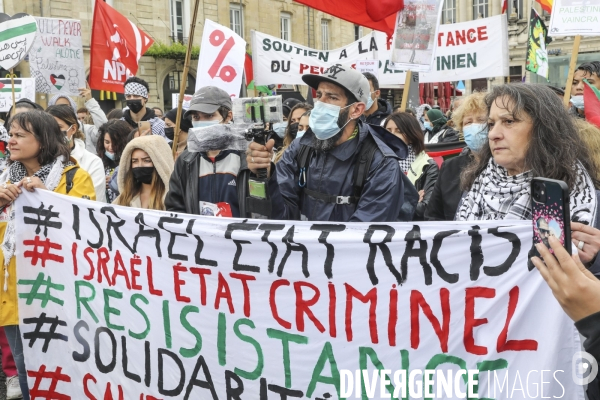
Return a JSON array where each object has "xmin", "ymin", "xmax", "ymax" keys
[{"xmin": 0, "ymin": 60, "xmax": 598, "ymax": 398}]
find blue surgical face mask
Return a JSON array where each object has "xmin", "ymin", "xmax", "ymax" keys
[
  {"xmin": 192, "ymin": 120, "xmax": 220, "ymax": 128},
  {"xmin": 423, "ymin": 121, "xmax": 433, "ymax": 131},
  {"xmin": 309, "ymin": 101, "xmax": 354, "ymax": 140},
  {"xmin": 462, "ymin": 123, "xmax": 488, "ymax": 151},
  {"xmin": 571, "ymin": 95, "xmax": 584, "ymax": 110},
  {"xmin": 296, "ymin": 130, "xmax": 306, "ymax": 139},
  {"xmin": 273, "ymin": 122, "xmax": 287, "ymax": 138},
  {"xmin": 105, "ymin": 151, "xmax": 115, "ymax": 160},
  {"xmin": 366, "ymin": 92, "xmax": 376, "ymax": 110}
]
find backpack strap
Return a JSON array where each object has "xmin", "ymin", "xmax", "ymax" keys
[
  {"xmin": 65, "ymin": 167, "xmax": 79, "ymax": 194},
  {"xmin": 295, "ymin": 134, "xmax": 379, "ymax": 205}
]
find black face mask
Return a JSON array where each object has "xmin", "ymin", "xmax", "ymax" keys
[
  {"xmin": 288, "ymin": 122, "xmax": 299, "ymax": 139},
  {"xmin": 164, "ymin": 127, "xmax": 175, "ymax": 141},
  {"xmin": 127, "ymin": 99, "xmax": 144, "ymax": 114},
  {"xmin": 132, "ymin": 166, "xmax": 154, "ymax": 184}
]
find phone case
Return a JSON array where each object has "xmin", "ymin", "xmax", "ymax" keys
[{"xmin": 532, "ymin": 178, "xmax": 571, "ymax": 255}]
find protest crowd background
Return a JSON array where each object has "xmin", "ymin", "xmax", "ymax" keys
[{"xmin": 0, "ymin": 0, "xmax": 598, "ymax": 399}]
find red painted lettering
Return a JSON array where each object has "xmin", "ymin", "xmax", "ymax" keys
[
  {"xmin": 410, "ymin": 288, "xmax": 450, "ymax": 353},
  {"xmin": 345, "ymin": 283, "xmax": 378, "ymax": 344},
  {"xmin": 190, "ymin": 267, "xmax": 212, "ymax": 306},
  {"xmin": 497, "ymin": 286, "xmax": 538, "ymax": 352},
  {"xmin": 464, "ymin": 287, "xmax": 495, "ymax": 355},
  {"xmin": 230, "ymin": 273, "xmax": 256, "ymax": 317},
  {"xmin": 173, "ymin": 263, "xmax": 190, "ymax": 303},
  {"xmin": 146, "ymin": 256, "xmax": 163, "ymax": 296},
  {"xmin": 112, "ymin": 251, "xmax": 131, "ymax": 290},
  {"xmin": 214, "ymin": 272, "xmax": 235, "ymax": 313},
  {"xmin": 82, "ymin": 247, "xmax": 95, "ymax": 280},
  {"xmin": 270, "ymin": 279, "xmax": 292, "ymax": 329},
  {"xmin": 130, "ymin": 255, "xmax": 142, "ymax": 290},
  {"xmin": 477, "ymin": 26, "xmax": 488, "ymax": 41},
  {"xmin": 294, "ymin": 281, "xmax": 325, "ymax": 333}
]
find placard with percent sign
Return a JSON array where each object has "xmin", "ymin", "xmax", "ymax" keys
[{"xmin": 196, "ymin": 19, "xmax": 246, "ymax": 98}]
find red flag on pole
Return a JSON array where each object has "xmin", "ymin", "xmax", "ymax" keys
[
  {"xmin": 89, "ymin": 0, "xmax": 154, "ymax": 93},
  {"xmin": 293, "ymin": 0, "xmax": 403, "ymax": 38},
  {"xmin": 502, "ymin": 0, "xmax": 508, "ymax": 14},
  {"xmin": 244, "ymin": 53, "xmax": 254, "ymax": 86}
]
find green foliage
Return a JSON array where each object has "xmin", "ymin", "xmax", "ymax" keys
[{"xmin": 145, "ymin": 42, "xmax": 200, "ymax": 60}]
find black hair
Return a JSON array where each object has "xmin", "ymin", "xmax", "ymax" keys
[
  {"xmin": 384, "ymin": 112, "xmax": 425, "ymax": 155},
  {"xmin": 124, "ymin": 76, "xmax": 150, "ymax": 93},
  {"xmin": 343, "ymin": 88, "xmax": 358, "ymax": 106},
  {"xmin": 152, "ymin": 107, "xmax": 163, "ymax": 114},
  {"xmin": 106, "ymin": 108, "xmax": 124, "ymax": 120},
  {"xmin": 97, "ymin": 120, "xmax": 132, "ymax": 167},
  {"xmin": 46, "ymin": 104, "xmax": 84, "ymax": 140},
  {"xmin": 8, "ymin": 110, "xmax": 71, "ymax": 167},
  {"xmin": 363, "ymin": 72, "xmax": 380, "ymax": 91},
  {"xmin": 576, "ymin": 61, "xmax": 600, "ymax": 77}
]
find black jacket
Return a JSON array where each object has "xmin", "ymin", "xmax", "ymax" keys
[
  {"xmin": 414, "ymin": 159, "xmax": 439, "ymax": 220},
  {"xmin": 165, "ymin": 149, "xmax": 244, "ymax": 216},
  {"xmin": 424, "ymin": 124, "xmax": 459, "ymax": 143},
  {"xmin": 425, "ymin": 148, "xmax": 473, "ymax": 221},
  {"xmin": 364, "ymin": 99, "xmax": 393, "ymax": 127}
]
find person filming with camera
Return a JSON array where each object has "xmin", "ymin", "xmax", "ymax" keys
[{"xmin": 246, "ymin": 64, "xmax": 406, "ymax": 222}]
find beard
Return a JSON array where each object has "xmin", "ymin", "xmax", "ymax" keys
[{"xmin": 312, "ymin": 107, "xmax": 351, "ymax": 152}]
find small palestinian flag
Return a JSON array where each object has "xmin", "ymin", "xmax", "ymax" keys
[
  {"xmin": 584, "ymin": 79, "xmax": 600, "ymax": 129},
  {"xmin": 0, "ymin": 80, "xmax": 22, "ymax": 93}
]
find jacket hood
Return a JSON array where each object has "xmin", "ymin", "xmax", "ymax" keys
[
  {"xmin": 48, "ymin": 94, "xmax": 78, "ymax": 112},
  {"xmin": 118, "ymin": 135, "xmax": 175, "ymax": 193},
  {"xmin": 368, "ymin": 123, "xmax": 408, "ymax": 159},
  {"xmin": 371, "ymin": 98, "xmax": 393, "ymax": 117}
]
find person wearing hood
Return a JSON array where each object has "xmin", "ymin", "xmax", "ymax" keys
[
  {"xmin": 163, "ymin": 108, "xmax": 193, "ymax": 159},
  {"xmin": 48, "ymin": 85, "xmax": 109, "ymax": 155},
  {"xmin": 423, "ymin": 108, "xmax": 459, "ymax": 143},
  {"xmin": 362, "ymin": 72, "xmax": 392, "ymax": 127},
  {"xmin": 114, "ymin": 136, "xmax": 174, "ymax": 210},
  {"xmin": 120, "ymin": 77, "xmax": 166, "ymax": 138},
  {"xmin": 46, "ymin": 105, "xmax": 107, "ymax": 202},
  {"xmin": 425, "ymin": 92, "xmax": 486, "ymax": 221}
]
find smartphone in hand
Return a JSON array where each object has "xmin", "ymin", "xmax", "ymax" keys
[
  {"xmin": 532, "ymin": 177, "xmax": 571, "ymax": 255},
  {"xmin": 138, "ymin": 121, "xmax": 151, "ymax": 135}
]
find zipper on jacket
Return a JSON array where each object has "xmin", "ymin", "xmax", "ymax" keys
[{"xmin": 212, "ymin": 159, "xmax": 217, "ymax": 203}]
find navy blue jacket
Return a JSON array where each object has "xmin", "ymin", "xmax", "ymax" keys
[
  {"xmin": 165, "ymin": 149, "xmax": 242, "ymax": 217},
  {"xmin": 268, "ymin": 120, "xmax": 406, "ymax": 222},
  {"xmin": 364, "ymin": 98, "xmax": 393, "ymax": 127}
]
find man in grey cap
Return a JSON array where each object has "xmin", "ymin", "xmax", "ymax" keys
[
  {"xmin": 165, "ymin": 86, "xmax": 241, "ymax": 217},
  {"xmin": 245, "ymin": 63, "xmax": 407, "ymax": 222},
  {"xmin": 184, "ymin": 86, "xmax": 233, "ymax": 126}
]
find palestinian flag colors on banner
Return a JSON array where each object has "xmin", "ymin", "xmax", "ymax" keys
[
  {"xmin": 526, "ymin": 8, "xmax": 551, "ymax": 80},
  {"xmin": 0, "ymin": 80, "xmax": 22, "ymax": 93},
  {"xmin": 584, "ymin": 80, "xmax": 600, "ymax": 128},
  {"xmin": 244, "ymin": 53, "xmax": 273, "ymax": 95}
]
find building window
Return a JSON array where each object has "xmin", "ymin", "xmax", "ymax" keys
[
  {"xmin": 442, "ymin": 0, "xmax": 457, "ymax": 23},
  {"xmin": 354, "ymin": 25, "xmax": 363, "ymax": 40},
  {"xmin": 230, "ymin": 4, "xmax": 244, "ymax": 38},
  {"xmin": 509, "ymin": 66, "xmax": 523, "ymax": 83},
  {"xmin": 471, "ymin": 78, "xmax": 487, "ymax": 92},
  {"xmin": 508, "ymin": 0, "xmax": 524, "ymax": 19},
  {"xmin": 321, "ymin": 20, "xmax": 330, "ymax": 50},
  {"xmin": 170, "ymin": 0, "xmax": 184, "ymax": 43},
  {"xmin": 280, "ymin": 12, "xmax": 291, "ymax": 41},
  {"xmin": 473, "ymin": 0, "xmax": 488, "ymax": 19}
]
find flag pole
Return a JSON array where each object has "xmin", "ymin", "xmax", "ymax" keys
[
  {"xmin": 9, "ymin": 69, "xmax": 15, "ymax": 111},
  {"xmin": 172, "ymin": 0, "xmax": 202, "ymax": 159},
  {"xmin": 400, "ymin": 70, "xmax": 412, "ymax": 112},
  {"xmin": 563, "ymin": 35, "xmax": 581, "ymax": 108}
]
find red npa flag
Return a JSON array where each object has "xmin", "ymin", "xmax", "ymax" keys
[
  {"xmin": 293, "ymin": 0, "xmax": 403, "ymax": 38},
  {"xmin": 89, "ymin": 0, "xmax": 153, "ymax": 93}
]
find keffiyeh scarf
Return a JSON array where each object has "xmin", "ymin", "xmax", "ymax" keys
[
  {"xmin": 398, "ymin": 144, "xmax": 416, "ymax": 174},
  {"xmin": 0, "ymin": 157, "xmax": 72, "ymax": 279},
  {"xmin": 456, "ymin": 158, "xmax": 597, "ymax": 224}
]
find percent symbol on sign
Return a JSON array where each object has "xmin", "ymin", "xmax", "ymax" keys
[{"xmin": 208, "ymin": 30, "xmax": 237, "ymax": 83}]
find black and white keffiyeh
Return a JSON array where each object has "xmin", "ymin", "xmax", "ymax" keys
[
  {"xmin": 456, "ymin": 158, "xmax": 597, "ymax": 224},
  {"xmin": 0, "ymin": 156, "xmax": 74, "ymax": 277},
  {"xmin": 398, "ymin": 144, "xmax": 416, "ymax": 174},
  {"xmin": 124, "ymin": 82, "xmax": 148, "ymax": 99}
]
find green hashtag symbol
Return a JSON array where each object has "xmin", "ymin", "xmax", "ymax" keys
[{"xmin": 18, "ymin": 272, "xmax": 64, "ymax": 307}]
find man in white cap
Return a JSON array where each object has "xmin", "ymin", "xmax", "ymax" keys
[
  {"xmin": 245, "ymin": 63, "xmax": 406, "ymax": 222},
  {"xmin": 121, "ymin": 76, "xmax": 166, "ymax": 138}
]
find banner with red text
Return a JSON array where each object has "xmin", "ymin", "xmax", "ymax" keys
[
  {"xmin": 419, "ymin": 15, "xmax": 509, "ymax": 83},
  {"xmin": 15, "ymin": 190, "xmax": 583, "ymax": 399},
  {"xmin": 252, "ymin": 30, "xmax": 408, "ymax": 88},
  {"xmin": 196, "ymin": 19, "xmax": 246, "ymax": 98}
]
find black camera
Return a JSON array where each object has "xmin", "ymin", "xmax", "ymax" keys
[
  {"xmin": 532, "ymin": 181, "xmax": 546, "ymax": 203},
  {"xmin": 244, "ymin": 124, "xmax": 274, "ymax": 147}
]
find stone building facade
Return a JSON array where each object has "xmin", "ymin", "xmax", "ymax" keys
[{"xmin": 2, "ymin": 0, "xmax": 364, "ymax": 111}]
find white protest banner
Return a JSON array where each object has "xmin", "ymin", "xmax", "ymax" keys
[
  {"xmin": 172, "ymin": 93, "xmax": 193, "ymax": 110},
  {"xmin": 391, "ymin": 0, "xmax": 445, "ymax": 72},
  {"xmin": 549, "ymin": 0, "xmax": 600, "ymax": 37},
  {"xmin": 252, "ymin": 30, "xmax": 407, "ymax": 88},
  {"xmin": 419, "ymin": 15, "xmax": 509, "ymax": 83},
  {"xmin": 196, "ymin": 19, "xmax": 246, "ymax": 98},
  {"xmin": 29, "ymin": 17, "xmax": 86, "ymax": 95},
  {"xmin": 0, "ymin": 77, "xmax": 35, "ymax": 112},
  {"xmin": 356, "ymin": 59, "xmax": 379, "ymax": 78},
  {"xmin": 16, "ymin": 190, "xmax": 583, "ymax": 399},
  {"xmin": 0, "ymin": 14, "xmax": 37, "ymax": 70}
]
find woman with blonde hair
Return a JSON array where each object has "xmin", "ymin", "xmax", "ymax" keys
[{"xmin": 114, "ymin": 135, "xmax": 174, "ymax": 210}]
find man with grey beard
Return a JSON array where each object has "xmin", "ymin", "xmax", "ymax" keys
[{"xmin": 246, "ymin": 64, "xmax": 406, "ymax": 222}]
